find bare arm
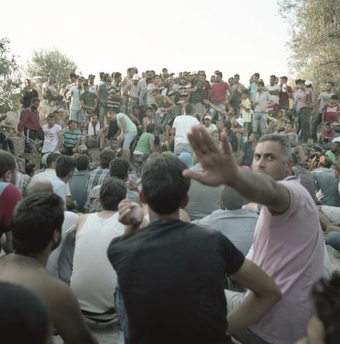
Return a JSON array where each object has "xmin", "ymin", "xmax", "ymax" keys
[{"xmin": 227, "ymin": 259, "xmax": 281, "ymax": 334}]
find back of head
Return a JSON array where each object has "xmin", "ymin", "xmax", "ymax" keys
[
  {"xmin": 141, "ymin": 154, "xmax": 190, "ymax": 214},
  {"xmin": 185, "ymin": 103, "xmax": 194, "ymax": 115},
  {"xmin": 109, "ymin": 157, "xmax": 129, "ymax": 180},
  {"xmin": 99, "ymin": 149, "xmax": 116, "ymax": 169},
  {"xmin": 25, "ymin": 180, "xmax": 53, "ymax": 196},
  {"xmin": 221, "ymin": 186, "xmax": 244, "ymax": 210},
  {"xmin": 99, "ymin": 177, "xmax": 127, "ymax": 211},
  {"xmin": 46, "ymin": 152, "xmax": 61, "ymax": 168},
  {"xmin": 258, "ymin": 134, "xmax": 292, "ymax": 161},
  {"xmin": 56, "ymin": 155, "xmax": 76, "ymax": 179},
  {"xmin": 11, "ymin": 192, "xmax": 64, "ymax": 254},
  {"xmin": 0, "ymin": 282, "xmax": 51, "ymax": 344},
  {"xmin": 75, "ymin": 154, "xmax": 89, "ymax": 171},
  {"xmin": 0, "ymin": 150, "xmax": 16, "ymax": 179}
]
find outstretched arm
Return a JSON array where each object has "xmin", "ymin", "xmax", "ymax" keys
[{"xmin": 183, "ymin": 126, "xmax": 291, "ymax": 213}]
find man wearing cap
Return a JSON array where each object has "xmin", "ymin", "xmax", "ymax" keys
[
  {"xmin": 185, "ymin": 71, "xmax": 205, "ymax": 117},
  {"xmin": 202, "ymin": 113, "xmax": 217, "ymax": 133},
  {"xmin": 297, "ymin": 80, "xmax": 316, "ymax": 143}
]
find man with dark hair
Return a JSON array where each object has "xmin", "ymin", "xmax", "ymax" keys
[
  {"xmin": 84, "ymin": 149, "xmax": 116, "ymax": 213},
  {"xmin": 71, "ymin": 178, "xmax": 126, "ymax": 324},
  {"xmin": 108, "ymin": 154, "xmax": 281, "ymax": 344},
  {"xmin": 20, "ymin": 79, "xmax": 39, "ymax": 109},
  {"xmin": 279, "ymin": 76, "xmax": 293, "ymax": 111},
  {"xmin": 62, "ymin": 120, "xmax": 82, "ymax": 155},
  {"xmin": 185, "ymin": 128, "xmax": 324, "ymax": 343},
  {"xmin": 69, "ymin": 154, "xmax": 90, "ymax": 212},
  {"xmin": 0, "ymin": 193, "xmax": 99, "ymax": 344},
  {"xmin": 0, "ymin": 151, "xmax": 22, "ymax": 253}
]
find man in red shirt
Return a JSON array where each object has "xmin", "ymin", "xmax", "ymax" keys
[
  {"xmin": 0, "ymin": 151, "xmax": 22, "ymax": 253},
  {"xmin": 210, "ymin": 71, "xmax": 234, "ymax": 122},
  {"xmin": 279, "ymin": 76, "xmax": 293, "ymax": 111},
  {"xmin": 18, "ymin": 97, "xmax": 44, "ymax": 161},
  {"xmin": 322, "ymin": 95, "xmax": 340, "ymax": 123}
]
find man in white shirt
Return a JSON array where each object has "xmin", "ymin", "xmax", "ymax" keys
[
  {"xmin": 42, "ymin": 112, "xmax": 63, "ymax": 154},
  {"xmin": 172, "ymin": 103, "xmax": 199, "ymax": 155},
  {"xmin": 266, "ymin": 75, "xmax": 280, "ymax": 118},
  {"xmin": 202, "ymin": 114, "xmax": 217, "ymax": 133}
]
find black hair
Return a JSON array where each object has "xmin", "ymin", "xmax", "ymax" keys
[
  {"xmin": 114, "ymin": 72, "xmax": 122, "ymax": 80},
  {"xmin": 141, "ymin": 154, "xmax": 190, "ymax": 214},
  {"xmin": 109, "ymin": 157, "xmax": 129, "ymax": 180},
  {"xmin": 331, "ymin": 95, "xmax": 338, "ymax": 100},
  {"xmin": 99, "ymin": 177, "xmax": 127, "ymax": 211},
  {"xmin": 31, "ymin": 98, "xmax": 40, "ymax": 104},
  {"xmin": 56, "ymin": 155, "xmax": 76, "ymax": 179},
  {"xmin": 185, "ymin": 103, "xmax": 194, "ymax": 115},
  {"xmin": 146, "ymin": 123, "xmax": 155, "ymax": 133},
  {"xmin": 258, "ymin": 81, "xmax": 265, "ymax": 87},
  {"xmin": 0, "ymin": 150, "xmax": 16, "ymax": 178},
  {"xmin": 11, "ymin": 192, "xmax": 64, "ymax": 254},
  {"xmin": 99, "ymin": 149, "xmax": 116, "ymax": 169},
  {"xmin": 253, "ymin": 73, "xmax": 260, "ymax": 78},
  {"xmin": 46, "ymin": 152, "xmax": 60, "ymax": 168},
  {"xmin": 327, "ymin": 81, "xmax": 334, "ymax": 87},
  {"xmin": 241, "ymin": 89, "xmax": 249, "ymax": 95},
  {"xmin": 0, "ymin": 282, "xmax": 51, "ymax": 344},
  {"xmin": 75, "ymin": 154, "xmax": 89, "ymax": 171},
  {"xmin": 313, "ymin": 274, "xmax": 340, "ymax": 344},
  {"xmin": 67, "ymin": 120, "xmax": 77, "ymax": 127},
  {"xmin": 25, "ymin": 163, "xmax": 36, "ymax": 177}
]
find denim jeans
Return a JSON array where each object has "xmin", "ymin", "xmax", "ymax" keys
[
  {"xmin": 209, "ymin": 102, "xmax": 226, "ymax": 122},
  {"xmin": 326, "ymin": 232, "xmax": 340, "ymax": 251},
  {"xmin": 252, "ymin": 112, "xmax": 267, "ymax": 136}
]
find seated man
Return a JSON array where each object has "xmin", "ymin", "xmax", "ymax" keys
[
  {"xmin": 193, "ymin": 186, "xmax": 258, "ymax": 256},
  {"xmin": 0, "ymin": 192, "xmax": 99, "ymax": 344},
  {"xmin": 185, "ymin": 128, "xmax": 324, "ymax": 344},
  {"xmin": 133, "ymin": 123, "xmax": 156, "ymax": 166},
  {"xmin": 71, "ymin": 178, "xmax": 126, "ymax": 324},
  {"xmin": 62, "ymin": 120, "xmax": 83, "ymax": 156},
  {"xmin": 108, "ymin": 154, "xmax": 281, "ymax": 344},
  {"xmin": 83, "ymin": 114, "xmax": 106, "ymax": 150}
]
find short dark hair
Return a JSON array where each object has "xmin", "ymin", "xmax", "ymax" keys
[
  {"xmin": 253, "ymin": 73, "xmax": 260, "ymax": 78},
  {"xmin": 280, "ymin": 76, "xmax": 288, "ymax": 82},
  {"xmin": 221, "ymin": 186, "xmax": 244, "ymax": 210},
  {"xmin": 185, "ymin": 103, "xmax": 195, "ymax": 115},
  {"xmin": 141, "ymin": 154, "xmax": 190, "ymax": 214},
  {"xmin": 47, "ymin": 112, "xmax": 56, "ymax": 120},
  {"xmin": 67, "ymin": 120, "xmax": 77, "ymax": 127},
  {"xmin": 31, "ymin": 98, "xmax": 40, "ymax": 104},
  {"xmin": 75, "ymin": 154, "xmax": 89, "ymax": 171},
  {"xmin": 327, "ymin": 81, "xmax": 334, "ymax": 87},
  {"xmin": 100, "ymin": 149, "xmax": 116, "ymax": 169},
  {"xmin": 215, "ymin": 71, "xmax": 223, "ymax": 78},
  {"xmin": 258, "ymin": 81, "xmax": 265, "ymax": 87},
  {"xmin": 114, "ymin": 72, "xmax": 122, "ymax": 80},
  {"xmin": 0, "ymin": 151, "xmax": 16, "ymax": 178},
  {"xmin": 146, "ymin": 123, "xmax": 155, "ymax": 133},
  {"xmin": 0, "ymin": 282, "xmax": 51, "ymax": 344},
  {"xmin": 11, "ymin": 193, "xmax": 64, "ymax": 254},
  {"xmin": 331, "ymin": 95, "xmax": 338, "ymax": 100},
  {"xmin": 99, "ymin": 177, "xmax": 127, "ymax": 211},
  {"xmin": 46, "ymin": 152, "xmax": 60, "ymax": 168},
  {"xmin": 25, "ymin": 163, "xmax": 36, "ymax": 176},
  {"xmin": 270, "ymin": 75, "xmax": 276, "ymax": 79},
  {"xmin": 241, "ymin": 89, "xmax": 249, "ymax": 95},
  {"xmin": 56, "ymin": 156, "xmax": 76, "ymax": 179},
  {"xmin": 109, "ymin": 157, "xmax": 129, "ymax": 180}
]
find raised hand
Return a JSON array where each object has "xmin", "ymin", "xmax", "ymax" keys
[
  {"xmin": 118, "ymin": 199, "xmax": 144, "ymax": 228},
  {"xmin": 183, "ymin": 126, "xmax": 240, "ymax": 186}
]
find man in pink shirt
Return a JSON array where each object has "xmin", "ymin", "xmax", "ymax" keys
[
  {"xmin": 210, "ymin": 71, "xmax": 234, "ymax": 122},
  {"xmin": 184, "ymin": 128, "xmax": 324, "ymax": 344}
]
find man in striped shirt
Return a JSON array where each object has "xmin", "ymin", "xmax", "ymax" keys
[{"xmin": 62, "ymin": 120, "xmax": 82, "ymax": 155}]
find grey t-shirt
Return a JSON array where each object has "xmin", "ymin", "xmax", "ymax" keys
[{"xmin": 254, "ymin": 91, "xmax": 271, "ymax": 112}]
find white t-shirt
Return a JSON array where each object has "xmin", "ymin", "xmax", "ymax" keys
[
  {"xmin": 204, "ymin": 123, "xmax": 217, "ymax": 133},
  {"xmin": 173, "ymin": 115, "xmax": 199, "ymax": 146},
  {"xmin": 69, "ymin": 86, "xmax": 84, "ymax": 111},
  {"xmin": 266, "ymin": 84, "xmax": 280, "ymax": 105},
  {"xmin": 42, "ymin": 124, "xmax": 62, "ymax": 153}
]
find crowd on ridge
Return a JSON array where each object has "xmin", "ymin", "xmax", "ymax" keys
[{"xmin": 0, "ymin": 67, "xmax": 339, "ymax": 344}]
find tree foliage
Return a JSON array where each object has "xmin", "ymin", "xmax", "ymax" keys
[
  {"xmin": 278, "ymin": 0, "xmax": 340, "ymax": 92},
  {"xmin": 26, "ymin": 48, "xmax": 78, "ymax": 93},
  {"xmin": 0, "ymin": 38, "xmax": 22, "ymax": 113}
]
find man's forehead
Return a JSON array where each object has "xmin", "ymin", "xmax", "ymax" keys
[{"xmin": 255, "ymin": 141, "xmax": 282, "ymax": 154}]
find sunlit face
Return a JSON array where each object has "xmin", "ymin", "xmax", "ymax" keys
[
  {"xmin": 270, "ymin": 76, "xmax": 276, "ymax": 85},
  {"xmin": 257, "ymin": 84, "xmax": 263, "ymax": 92},
  {"xmin": 154, "ymin": 75, "xmax": 160, "ymax": 85},
  {"xmin": 47, "ymin": 117, "xmax": 56, "ymax": 127},
  {"xmin": 212, "ymin": 132, "xmax": 220, "ymax": 143},
  {"xmin": 215, "ymin": 74, "xmax": 221, "ymax": 83},
  {"xmin": 252, "ymin": 141, "xmax": 291, "ymax": 181},
  {"xmin": 234, "ymin": 75, "xmax": 240, "ymax": 83},
  {"xmin": 146, "ymin": 109, "xmax": 153, "ymax": 117}
]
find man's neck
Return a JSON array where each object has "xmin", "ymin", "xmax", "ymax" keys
[
  {"xmin": 16, "ymin": 249, "xmax": 50, "ymax": 267},
  {"xmin": 148, "ymin": 207, "xmax": 180, "ymax": 223}
]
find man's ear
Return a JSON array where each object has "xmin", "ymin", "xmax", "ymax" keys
[
  {"xmin": 3, "ymin": 170, "xmax": 12, "ymax": 183},
  {"xmin": 51, "ymin": 229, "xmax": 61, "ymax": 244},
  {"xmin": 180, "ymin": 194, "xmax": 189, "ymax": 209}
]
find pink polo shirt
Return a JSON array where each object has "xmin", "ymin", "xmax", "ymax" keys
[
  {"xmin": 212, "ymin": 82, "xmax": 230, "ymax": 103},
  {"xmin": 249, "ymin": 176, "xmax": 324, "ymax": 344}
]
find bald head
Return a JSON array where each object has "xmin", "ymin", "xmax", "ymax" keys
[{"xmin": 25, "ymin": 180, "xmax": 53, "ymax": 197}]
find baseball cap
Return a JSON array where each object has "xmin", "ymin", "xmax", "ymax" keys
[
  {"xmin": 69, "ymin": 72, "xmax": 78, "ymax": 79},
  {"xmin": 132, "ymin": 74, "xmax": 140, "ymax": 81},
  {"xmin": 204, "ymin": 115, "xmax": 212, "ymax": 120},
  {"xmin": 305, "ymin": 80, "xmax": 313, "ymax": 86},
  {"xmin": 236, "ymin": 118, "xmax": 244, "ymax": 127}
]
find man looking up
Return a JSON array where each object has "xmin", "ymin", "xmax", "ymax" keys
[{"xmin": 184, "ymin": 128, "xmax": 324, "ymax": 344}]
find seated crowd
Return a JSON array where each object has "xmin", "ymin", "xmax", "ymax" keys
[{"xmin": 0, "ymin": 67, "xmax": 339, "ymax": 344}]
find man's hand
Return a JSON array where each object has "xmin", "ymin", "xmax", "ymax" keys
[
  {"xmin": 118, "ymin": 200, "xmax": 143, "ymax": 228},
  {"xmin": 183, "ymin": 126, "xmax": 239, "ymax": 186}
]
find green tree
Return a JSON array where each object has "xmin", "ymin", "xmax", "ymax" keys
[
  {"xmin": 278, "ymin": 0, "xmax": 340, "ymax": 92},
  {"xmin": 26, "ymin": 48, "xmax": 78, "ymax": 93},
  {"xmin": 0, "ymin": 37, "xmax": 23, "ymax": 113}
]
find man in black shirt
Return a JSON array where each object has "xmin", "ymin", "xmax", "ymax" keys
[
  {"xmin": 108, "ymin": 154, "xmax": 281, "ymax": 344},
  {"xmin": 20, "ymin": 79, "xmax": 39, "ymax": 109}
]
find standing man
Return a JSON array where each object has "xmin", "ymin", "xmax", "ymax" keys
[
  {"xmin": 20, "ymin": 79, "xmax": 39, "ymax": 110},
  {"xmin": 210, "ymin": 71, "xmax": 234, "ymax": 121},
  {"xmin": 18, "ymin": 98, "xmax": 44, "ymax": 162},
  {"xmin": 312, "ymin": 81, "xmax": 335, "ymax": 140},
  {"xmin": 185, "ymin": 71, "xmax": 205, "ymax": 117},
  {"xmin": 266, "ymin": 75, "xmax": 280, "ymax": 118},
  {"xmin": 278, "ymin": 76, "xmax": 293, "ymax": 111},
  {"xmin": 229, "ymin": 74, "xmax": 246, "ymax": 114},
  {"xmin": 80, "ymin": 82, "xmax": 98, "ymax": 120},
  {"xmin": 253, "ymin": 82, "xmax": 273, "ymax": 136},
  {"xmin": 68, "ymin": 79, "xmax": 84, "ymax": 125},
  {"xmin": 185, "ymin": 128, "xmax": 324, "ymax": 344}
]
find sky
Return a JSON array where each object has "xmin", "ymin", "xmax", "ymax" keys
[{"xmin": 1, "ymin": 0, "xmax": 292, "ymax": 84}]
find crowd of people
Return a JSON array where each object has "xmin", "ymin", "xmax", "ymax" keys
[{"xmin": 0, "ymin": 67, "xmax": 340, "ymax": 344}]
